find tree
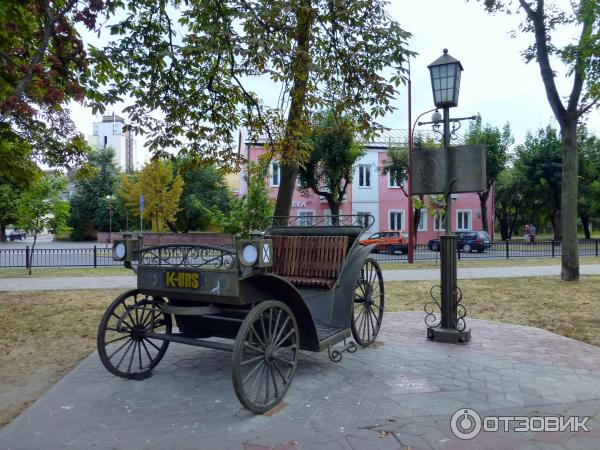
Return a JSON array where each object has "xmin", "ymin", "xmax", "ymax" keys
[
  {"xmin": 494, "ymin": 168, "xmax": 528, "ymax": 240},
  {"xmin": 88, "ymin": 0, "xmax": 414, "ymax": 220},
  {"xmin": 15, "ymin": 173, "xmax": 70, "ymax": 274},
  {"xmin": 0, "ymin": 178, "xmax": 20, "ymax": 242},
  {"xmin": 0, "ymin": 1, "xmax": 107, "ymax": 176},
  {"xmin": 68, "ymin": 147, "xmax": 126, "ymax": 240},
  {"xmin": 297, "ymin": 111, "xmax": 364, "ymax": 222},
  {"xmin": 513, "ymin": 126, "xmax": 563, "ymax": 240},
  {"xmin": 173, "ymin": 157, "xmax": 234, "ymax": 233},
  {"xmin": 118, "ymin": 159, "xmax": 184, "ymax": 234},
  {"xmin": 476, "ymin": 1, "xmax": 600, "ymax": 280},
  {"xmin": 464, "ymin": 116, "xmax": 512, "ymax": 234},
  {"xmin": 221, "ymin": 162, "xmax": 273, "ymax": 237},
  {"xmin": 578, "ymin": 126, "xmax": 600, "ymax": 239}
]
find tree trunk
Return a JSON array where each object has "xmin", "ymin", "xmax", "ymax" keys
[
  {"xmin": 328, "ymin": 200, "xmax": 340, "ymax": 225},
  {"xmin": 273, "ymin": 0, "xmax": 312, "ymax": 219},
  {"xmin": 552, "ymin": 210, "xmax": 561, "ymax": 241},
  {"xmin": 478, "ymin": 190, "xmax": 490, "ymax": 234},
  {"xmin": 28, "ymin": 235, "xmax": 37, "ymax": 275},
  {"xmin": 0, "ymin": 223, "xmax": 5, "ymax": 242},
  {"xmin": 581, "ymin": 215, "xmax": 591, "ymax": 240},
  {"xmin": 413, "ymin": 207, "xmax": 421, "ymax": 245},
  {"xmin": 560, "ymin": 122, "xmax": 579, "ymax": 281}
]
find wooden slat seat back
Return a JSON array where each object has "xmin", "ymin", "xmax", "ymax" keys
[{"xmin": 270, "ymin": 235, "xmax": 348, "ymax": 289}]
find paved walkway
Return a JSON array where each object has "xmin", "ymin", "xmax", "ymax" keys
[
  {"xmin": 1, "ymin": 311, "xmax": 599, "ymax": 449},
  {"xmin": 1, "ymin": 264, "xmax": 600, "ymax": 291}
]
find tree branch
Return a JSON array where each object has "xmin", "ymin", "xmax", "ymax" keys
[
  {"xmin": 519, "ymin": 0, "xmax": 567, "ymax": 125},
  {"xmin": 568, "ymin": 10, "xmax": 593, "ymax": 116},
  {"xmin": 11, "ymin": 0, "xmax": 78, "ymax": 105}
]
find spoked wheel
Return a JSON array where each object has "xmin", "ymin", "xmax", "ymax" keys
[
  {"xmin": 97, "ymin": 289, "xmax": 172, "ymax": 379},
  {"xmin": 351, "ymin": 258, "xmax": 384, "ymax": 347},
  {"xmin": 232, "ymin": 300, "xmax": 299, "ymax": 413}
]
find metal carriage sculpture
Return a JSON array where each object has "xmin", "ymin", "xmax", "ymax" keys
[{"xmin": 97, "ymin": 215, "xmax": 384, "ymax": 413}]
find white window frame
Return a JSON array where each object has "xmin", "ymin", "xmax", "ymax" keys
[
  {"xmin": 417, "ymin": 210, "xmax": 428, "ymax": 231},
  {"xmin": 388, "ymin": 209, "xmax": 405, "ymax": 231},
  {"xmin": 358, "ymin": 164, "xmax": 371, "ymax": 188},
  {"xmin": 433, "ymin": 214, "xmax": 445, "ymax": 232},
  {"xmin": 456, "ymin": 209, "xmax": 472, "ymax": 231},
  {"xmin": 297, "ymin": 209, "xmax": 316, "ymax": 226},
  {"xmin": 270, "ymin": 161, "xmax": 280, "ymax": 187},
  {"xmin": 388, "ymin": 171, "xmax": 404, "ymax": 188}
]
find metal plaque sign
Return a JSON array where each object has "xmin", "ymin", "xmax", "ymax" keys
[{"xmin": 411, "ymin": 144, "xmax": 486, "ymax": 194}]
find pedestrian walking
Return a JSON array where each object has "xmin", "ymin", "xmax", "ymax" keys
[
  {"xmin": 530, "ymin": 224, "xmax": 536, "ymax": 243},
  {"xmin": 524, "ymin": 224, "xmax": 531, "ymax": 244}
]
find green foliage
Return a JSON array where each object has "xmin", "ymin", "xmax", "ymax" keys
[
  {"xmin": 494, "ymin": 168, "xmax": 527, "ymax": 240},
  {"xmin": 380, "ymin": 146, "xmax": 408, "ymax": 195},
  {"xmin": 577, "ymin": 126, "xmax": 600, "ymax": 237},
  {"xmin": 513, "ymin": 126, "xmax": 563, "ymax": 237},
  {"xmin": 465, "ymin": 115, "xmax": 513, "ymax": 232},
  {"xmin": 221, "ymin": 163, "xmax": 273, "ymax": 237},
  {"xmin": 0, "ymin": 1, "xmax": 104, "ymax": 174},
  {"xmin": 465, "ymin": 116, "xmax": 512, "ymax": 190},
  {"xmin": 68, "ymin": 148, "xmax": 126, "ymax": 240},
  {"xmin": 0, "ymin": 178, "xmax": 20, "ymax": 241},
  {"xmin": 88, "ymin": 0, "xmax": 414, "ymax": 172},
  {"xmin": 297, "ymin": 111, "xmax": 364, "ymax": 216},
  {"xmin": 16, "ymin": 174, "xmax": 70, "ymax": 237},
  {"xmin": 173, "ymin": 157, "xmax": 234, "ymax": 232},
  {"xmin": 119, "ymin": 159, "xmax": 184, "ymax": 232}
]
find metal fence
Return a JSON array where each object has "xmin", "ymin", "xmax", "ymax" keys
[
  {"xmin": 0, "ymin": 246, "xmax": 123, "ymax": 268},
  {"xmin": 0, "ymin": 240, "xmax": 599, "ymax": 268},
  {"xmin": 372, "ymin": 239, "xmax": 600, "ymax": 262}
]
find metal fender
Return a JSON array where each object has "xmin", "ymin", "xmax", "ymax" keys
[
  {"xmin": 333, "ymin": 244, "xmax": 377, "ymax": 328},
  {"xmin": 239, "ymin": 273, "xmax": 320, "ymax": 351}
]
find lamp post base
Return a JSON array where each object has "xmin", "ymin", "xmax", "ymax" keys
[{"xmin": 427, "ymin": 327, "xmax": 471, "ymax": 344}]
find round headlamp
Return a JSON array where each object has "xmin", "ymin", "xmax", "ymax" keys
[
  {"xmin": 113, "ymin": 242, "xmax": 127, "ymax": 261},
  {"xmin": 239, "ymin": 243, "xmax": 258, "ymax": 266}
]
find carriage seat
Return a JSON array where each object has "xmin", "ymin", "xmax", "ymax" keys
[{"xmin": 269, "ymin": 235, "xmax": 348, "ymax": 289}]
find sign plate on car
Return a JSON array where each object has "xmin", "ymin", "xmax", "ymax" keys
[{"xmin": 165, "ymin": 271, "xmax": 200, "ymax": 289}]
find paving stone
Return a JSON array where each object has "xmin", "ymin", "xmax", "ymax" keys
[{"xmin": 1, "ymin": 312, "xmax": 600, "ymax": 449}]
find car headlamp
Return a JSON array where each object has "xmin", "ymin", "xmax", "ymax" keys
[
  {"xmin": 239, "ymin": 243, "xmax": 259, "ymax": 266},
  {"xmin": 113, "ymin": 241, "xmax": 127, "ymax": 261}
]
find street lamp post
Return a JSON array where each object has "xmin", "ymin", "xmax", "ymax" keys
[
  {"xmin": 424, "ymin": 49, "xmax": 471, "ymax": 343},
  {"xmin": 105, "ymin": 195, "xmax": 116, "ymax": 245}
]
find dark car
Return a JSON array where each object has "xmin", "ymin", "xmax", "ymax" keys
[
  {"xmin": 427, "ymin": 230, "xmax": 492, "ymax": 253},
  {"xmin": 4, "ymin": 229, "xmax": 27, "ymax": 241}
]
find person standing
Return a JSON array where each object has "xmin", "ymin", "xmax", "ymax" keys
[
  {"xmin": 530, "ymin": 224, "xmax": 536, "ymax": 243},
  {"xmin": 524, "ymin": 224, "xmax": 531, "ymax": 244}
]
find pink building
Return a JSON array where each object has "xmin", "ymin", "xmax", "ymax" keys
[{"xmin": 241, "ymin": 132, "xmax": 494, "ymax": 243}]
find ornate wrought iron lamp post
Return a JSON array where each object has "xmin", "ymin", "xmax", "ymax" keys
[{"xmin": 423, "ymin": 49, "xmax": 472, "ymax": 344}]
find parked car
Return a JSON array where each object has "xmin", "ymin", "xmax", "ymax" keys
[
  {"xmin": 427, "ymin": 230, "xmax": 492, "ymax": 253},
  {"xmin": 4, "ymin": 229, "xmax": 27, "ymax": 241},
  {"xmin": 360, "ymin": 230, "xmax": 408, "ymax": 254}
]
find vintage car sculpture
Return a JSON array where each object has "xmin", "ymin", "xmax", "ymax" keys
[{"xmin": 97, "ymin": 215, "xmax": 384, "ymax": 413}]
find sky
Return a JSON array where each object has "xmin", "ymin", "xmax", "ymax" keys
[{"xmin": 69, "ymin": 0, "xmax": 599, "ymax": 164}]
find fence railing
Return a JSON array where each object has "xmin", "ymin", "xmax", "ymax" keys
[
  {"xmin": 0, "ymin": 240, "xmax": 599, "ymax": 268},
  {"xmin": 373, "ymin": 239, "xmax": 600, "ymax": 262},
  {"xmin": 0, "ymin": 246, "xmax": 123, "ymax": 269}
]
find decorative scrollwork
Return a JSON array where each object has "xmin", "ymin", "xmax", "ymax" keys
[
  {"xmin": 271, "ymin": 214, "xmax": 374, "ymax": 230},
  {"xmin": 424, "ymin": 284, "xmax": 468, "ymax": 331},
  {"xmin": 455, "ymin": 286, "xmax": 468, "ymax": 332},
  {"xmin": 424, "ymin": 285, "xmax": 442, "ymax": 328},
  {"xmin": 140, "ymin": 245, "xmax": 236, "ymax": 269}
]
